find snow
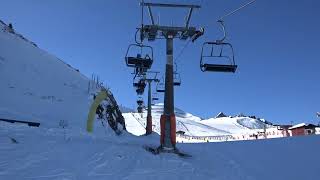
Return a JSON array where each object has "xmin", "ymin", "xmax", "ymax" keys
[
  {"xmin": 1, "ymin": 19, "xmax": 320, "ymax": 180},
  {"xmin": 124, "ymin": 104, "xmax": 232, "ymax": 137},
  {"xmin": 0, "ymin": 21, "xmax": 92, "ymax": 128},
  {"xmin": 289, "ymin": 123, "xmax": 308, "ymax": 129},
  {"xmin": 122, "ymin": 113, "xmax": 146, "ymax": 136},
  {"xmin": 1, "ymin": 122, "xmax": 320, "ymax": 180},
  {"xmin": 123, "ymin": 103, "xmax": 275, "ymax": 138}
]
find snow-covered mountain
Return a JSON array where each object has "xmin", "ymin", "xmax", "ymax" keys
[
  {"xmin": 0, "ymin": 20, "xmax": 93, "ymax": 128},
  {"xmin": 124, "ymin": 103, "xmax": 272, "ymax": 137}
]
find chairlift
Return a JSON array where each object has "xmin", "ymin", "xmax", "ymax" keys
[
  {"xmin": 200, "ymin": 20, "xmax": 237, "ymax": 73},
  {"xmin": 137, "ymin": 105, "xmax": 144, "ymax": 113},
  {"xmin": 133, "ymin": 78, "xmax": 146, "ymax": 88},
  {"xmin": 137, "ymin": 97, "xmax": 144, "ymax": 105},
  {"xmin": 133, "ymin": 77, "xmax": 146, "ymax": 95},
  {"xmin": 156, "ymin": 78, "xmax": 165, "ymax": 93},
  {"xmin": 152, "ymin": 93, "xmax": 159, "ymax": 101},
  {"xmin": 125, "ymin": 43, "xmax": 154, "ymax": 73},
  {"xmin": 173, "ymin": 72, "xmax": 181, "ymax": 86},
  {"xmin": 136, "ymin": 87, "xmax": 145, "ymax": 95},
  {"xmin": 173, "ymin": 63, "xmax": 181, "ymax": 86}
]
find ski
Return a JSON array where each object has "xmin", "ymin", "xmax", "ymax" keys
[{"xmin": 143, "ymin": 145, "xmax": 192, "ymax": 158}]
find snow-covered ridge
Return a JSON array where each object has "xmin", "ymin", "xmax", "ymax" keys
[
  {"xmin": 0, "ymin": 19, "xmax": 94, "ymax": 128},
  {"xmin": 123, "ymin": 104, "xmax": 271, "ymax": 137},
  {"xmin": 0, "ymin": 20, "xmax": 37, "ymax": 47}
]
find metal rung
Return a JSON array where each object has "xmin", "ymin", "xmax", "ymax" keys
[{"xmin": 202, "ymin": 64, "xmax": 237, "ymax": 73}]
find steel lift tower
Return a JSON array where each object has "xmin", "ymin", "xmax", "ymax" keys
[
  {"xmin": 145, "ymin": 72, "xmax": 159, "ymax": 135},
  {"xmin": 139, "ymin": 2, "xmax": 204, "ymax": 151}
]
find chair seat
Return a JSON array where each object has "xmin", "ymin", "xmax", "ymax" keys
[
  {"xmin": 202, "ymin": 64, "xmax": 237, "ymax": 73},
  {"xmin": 156, "ymin": 89, "xmax": 165, "ymax": 93},
  {"xmin": 127, "ymin": 57, "xmax": 153, "ymax": 68}
]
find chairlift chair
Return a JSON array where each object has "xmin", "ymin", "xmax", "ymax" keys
[
  {"xmin": 137, "ymin": 97, "xmax": 144, "ymax": 105},
  {"xmin": 125, "ymin": 44, "xmax": 154, "ymax": 71},
  {"xmin": 173, "ymin": 62, "xmax": 181, "ymax": 86},
  {"xmin": 200, "ymin": 20, "xmax": 237, "ymax": 73},
  {"xmin": 137, "ymin": 105, "xmax": 144, "ymax": 113},
  {"xmin": 152, "ymin": 93, "xmax": 159, "ymax": 101},
  {"xmin": 133, "ymin": 78, "xmax": 146, "ymax": 89},
  {"xmin": 152, "ymin": 97, "xmax": 159, "ymax": 101},
  {"xmin": 173, "ymin": 72, "xmax": 181, "ymax": 86},
  {"xmin": 136, "ymin": 87, "xmax": 145, "ymax": 95},
  {"xmin": 156, "ymin": 79, "xmax": 165, "ymax": 93},
  {"xmin": 133, "ymin": 78, "xmax": 146, "ymax": 95}
]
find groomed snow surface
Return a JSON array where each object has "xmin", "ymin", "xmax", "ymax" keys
[{"xmin": 1, "ymin": 122, "xmax": 320, "ymax": 180}]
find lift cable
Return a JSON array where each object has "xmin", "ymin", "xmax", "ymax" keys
[
  {"xmin": 200, "ymin": 0, "xmax": 256, "ymax": 30},
  {"xmin": 174, "ymin": 38, "xmax": 192, "ymax": 65},
  {"xmin": 175, "ymin": 0, "xmax": 256, "ymax": 67},
  {"xmin": 219, "ymin": 0, "xmax": 256, "ymax": 21}
]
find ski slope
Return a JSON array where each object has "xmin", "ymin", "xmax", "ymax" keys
[
  {"xmin": 1, "ymin": 122, "xmax": 319, "ymax": 180},
  {"xmin": 200, "ymin": 117, "xmax": 268, "ymax": 134},
  {"xmin": 0, "ymin": 20, "xmax": 93, "ymax": 128},
  {"xmin": 124, "ymin": 104, "xmax": 270, "ymax": 137}
]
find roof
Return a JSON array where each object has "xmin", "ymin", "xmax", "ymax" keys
[
  {"xmin": 274, "ymin": 124, "xmax": 292, "ymax": 129},
  {"xmin": 289, "ymin": 123, "xmax": 317, "ymax": 130}
]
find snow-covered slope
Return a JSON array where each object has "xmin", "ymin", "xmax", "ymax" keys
[
  {"xmin": 200, "ymin": 117, "xmax": 269, "ymax": 134},
  {"xmin": 0, "ymin": 21, "xmax": 91, "ymax": 128},
  {"xmin": 1, "ymin": 122, "xmax": 319, "ymax": 180},
  {"xmin": 124, "ymin": 104, "xmax": 270, "ymax": 137}
]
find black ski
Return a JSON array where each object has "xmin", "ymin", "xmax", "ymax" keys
[{"xmin": 143, "ymin": 145, "xmax": 192, "ymax": 158}]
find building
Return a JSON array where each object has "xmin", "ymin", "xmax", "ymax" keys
[{"xmin": 288, "ymin": 123, "xmax": 317, "ymax": 136}]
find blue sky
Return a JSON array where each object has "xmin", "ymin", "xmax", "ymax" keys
[{"xmin": 1, "ymin": 0, "xmax": 319, "ymax": 124}]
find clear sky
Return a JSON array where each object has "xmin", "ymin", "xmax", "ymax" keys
[{"xmin": 1, "ymin": 0, "xmax": 319, "ymax": 125}]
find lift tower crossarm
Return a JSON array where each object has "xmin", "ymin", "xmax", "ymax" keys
[
  {"xmin": 140, "ymin": 2, "xmax": 201, "ymax": 9},
  {"xmin": 140, "ymin": 2, "xmax": 201, "ymax": 37}
]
